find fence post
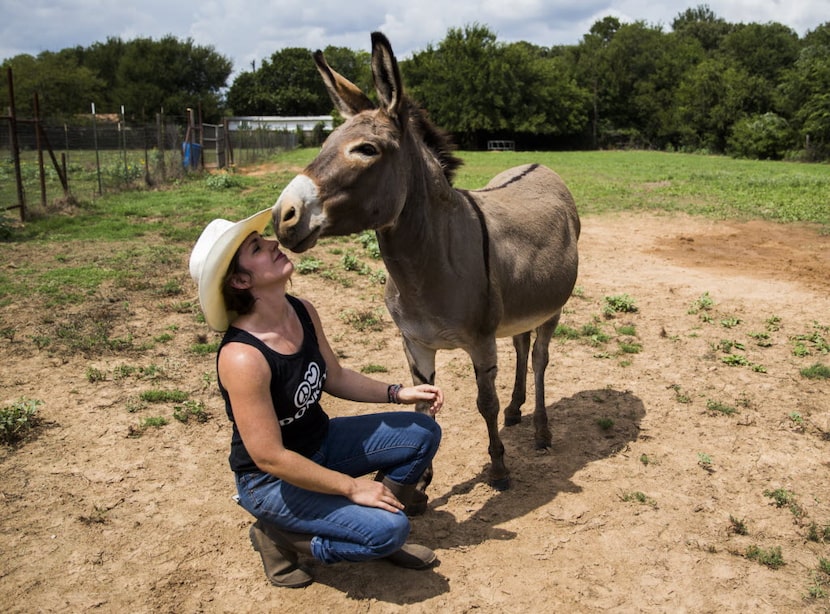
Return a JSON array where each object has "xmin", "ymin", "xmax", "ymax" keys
[
  {"xmin": 6, "ymin": 67, "xmax": 26, "ymax": 221},
  {"xmin": 92, "ymin": 102, "xmax": 102, "ymax": 194},
  {"xmin": 33, "ymin": 93, "xmax": 47, "ymax": 209}
]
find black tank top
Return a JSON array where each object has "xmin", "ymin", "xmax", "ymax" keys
[{"xmin": 217, "ymin": 295, "xmax": 330, "ymax": 473}]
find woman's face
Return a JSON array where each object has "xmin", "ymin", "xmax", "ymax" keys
[{"xmin": 235, "ymin": 232, "xmax": 294, "ymax": 288}]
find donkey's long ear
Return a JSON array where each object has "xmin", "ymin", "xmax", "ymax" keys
[
  {"xmin": 370, "ymin": 32, "xmax": 403, "ymax": 119},
  {"xmin": 313, "ymin": 50, "xmax": 374, "ymax": 118}
]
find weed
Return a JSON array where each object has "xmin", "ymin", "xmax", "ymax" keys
[
  {"xmin": 688, "ymin": 292, "xmax": 715, "ymax": 315},
  {"xmin": 620, "ymin": 491, "xmax": 656, "ymax": 506},
  {"xmin": 340, "ymin": 308, "xmax": 384, "ymax": 332},
  {"xmin": 788, "ymin": 412, "xmax": 804, "ymax": 426},
  {"xmin": 86, "ymin": 367, "xmax": 106, "ymax": 383},
  {"xmin": 173, "ymin": 400, "xmax": 209, "ymax": 423},
  {"xmin": 0, "ymin": 398, "xmax": 43, "ymax": 445},
  {"xmin": 697, "ymin": 452, "xmax": 714, "ymax": 471},
  {"xmin": 139, "ymin": 390, "xmax": 188, "ymax": 403},
  {"xmin": 356, "ymin": 230, "xmax": 381, "ymax": 259},
  {"xmin": 670, "ymin": 384, "xmax": 692, "ymax": 404},
  {"xmin": 296, "ymin": 256, "xmax": 324, "ymax": 275},
  {"xmin": 617, "ymin": 324, "xmax": 637, "ymax": 336},
  {"xmin": 190, "ymin": 341, "xmax": 220, "ymax": 355},
  {"xmin": 748, "ymin": 331, "xmax": 773, "ymax": 347},
  {"xmin": 639, "ymin": 454, "xmax": 650, "ymax": 465},
  {"xmin": 745, "ymin": 545, "xmax": 785, "ymax": 569},
  {"xmin": 706, "ymin": 399, "xmax": 738, "ymax": 416},
  {"xmin": 554, "ymin": 324, "xmax": 581, "ymax": 340},
  {"xmin": 765, "ymin": 315, "xmax": 782, "ymax": 332},
  {"xmin": 720, "ymin": 316, "xmax": 742, "ymax": 328},
  {"xmin": 361, "ymin": 364, "xmax": 388, "ymax": 374},
  {"xmin": 800, "ymin": 363, "xmax": 830, "ymax": 380},
  {"xmin": 764, "ymin": 488, "xmax": 805, "ymax": 519},
  {"xmin": 807, "ymin": 523, "xmax": 830, "ymax": 543},
  {"xmin": 729, "ymin": 515, "xmax": 749, "ymax": 535},
  {"xmin": 603, "ymin": 294, "xmax": 638, "ymax": 316},
  {"xmin": 721, "ymin": 354, "xmax": 750, "ymax": 366},
  {"xmin": 581, "ymin": 322, "xmax": 610, "ymax": 344},
  {"xmin": 141, "ymin": 416, "xmax": 168, "ymax": 428},
  {"xmin": 618, "ymin": 341, "xmax": 642, "ymax": 354},
  {"xmin": 341, "ymin": 253, "xmax": 370, "ymax": 275},
  {"xmin": 597, "ymin": 417, "xmax": 614, "ymax": 430}
]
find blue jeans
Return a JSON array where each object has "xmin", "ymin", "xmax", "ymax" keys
[{"xmin": 235, "ymin": 411, "xmax": 441, "ymax": 565}]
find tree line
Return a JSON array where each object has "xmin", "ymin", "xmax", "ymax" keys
[{"xmin": 2, "ymin": 5, "xmax": 829, "ymax": 160}]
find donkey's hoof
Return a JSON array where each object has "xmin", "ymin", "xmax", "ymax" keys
[
  {"xmin": 490, "ymin": 476, "xmax": 511, "ymax": 491},
  {"xmin": 504, "ymin": 413, "xmax": 522, "ymax": 427},
  {"xmin": 535, "ymin": 441, "xmax": 552, "ymax": 452}
]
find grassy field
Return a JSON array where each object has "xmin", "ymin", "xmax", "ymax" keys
[{"xmin": 2, "ymin": 149, "xmax": 828, "ymax": 245}]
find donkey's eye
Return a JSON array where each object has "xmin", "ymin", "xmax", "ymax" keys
[{"xmin": 351, "ymin": 143, "xmax": 378, "ymax": 157}]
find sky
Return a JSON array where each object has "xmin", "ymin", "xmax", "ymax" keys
[{"xmin": 1, "ymin": 0, "xmax": 827, "ymax": 80}]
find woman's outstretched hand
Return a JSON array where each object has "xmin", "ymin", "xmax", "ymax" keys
[{"xmin": 397, "ymin": 384, "xmax": 443, "ymax": 416}]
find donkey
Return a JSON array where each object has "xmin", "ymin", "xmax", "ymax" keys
[{"xmin": 273, "ymin": 32, "xmax": 580, "ymax": 492}]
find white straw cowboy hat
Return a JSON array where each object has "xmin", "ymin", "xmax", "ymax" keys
[{"xmin": 189, "ymin": 208, "xmax": 273, "ymax": 332}]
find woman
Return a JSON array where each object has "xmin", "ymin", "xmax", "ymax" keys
[{"xmin": 189, "ymin": 208, "xmax": 443, "ymax": 588}]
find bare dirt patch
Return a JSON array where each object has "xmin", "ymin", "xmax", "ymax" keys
[{"xmin": 1, "ymin": 212, "xmax": 828, "ymax": 613}]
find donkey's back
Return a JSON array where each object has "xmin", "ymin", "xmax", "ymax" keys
[{"xmin": 470, "ymin": 163, "xmax": 581, "ymax": 338}]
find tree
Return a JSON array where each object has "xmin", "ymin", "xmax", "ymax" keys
[
  {"xmin": 112, "ymin": 36, "xmax": 232, "ymax": 121},
  {"xmin": 226, "ymin": 46, "xmax": 367, "ymax": 116},
  {"xmin": 778, "ymin": 23, "xmax": 830, "ymax": 158},
  {"xmin": 0, "ymin": 52, "xmax": 105, "ymax": 118},
  {"xmin": 672, "ymin": 5, "xmax": 732, "ymax": 51},
  {"xmin": 404, "ymin": 24, "xmax": 588, "ymax": 148}
]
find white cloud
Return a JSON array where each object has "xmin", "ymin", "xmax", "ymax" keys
[{"xmin": 1, "ymin": 0, "xmax": 826, "ymax": 78}]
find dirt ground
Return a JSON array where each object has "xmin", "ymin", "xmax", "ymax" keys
[{"xmin": 1, "ymin": 209, "xmax": 829, "ymax": 614}]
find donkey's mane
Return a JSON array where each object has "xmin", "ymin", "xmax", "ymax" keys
[{"xmin": 406, "ymin": 97, "xmax": 463, "ymax": 185}]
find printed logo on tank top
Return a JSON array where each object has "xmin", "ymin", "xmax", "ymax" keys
[{"xmin": 279, "ymin": 361, "xmax": 325, "ymax": 426}]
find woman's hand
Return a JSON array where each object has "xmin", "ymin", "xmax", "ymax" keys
[
  {"xmin": 396, "ymin": 384, "xmax": 444, "ymax": 416},
  {"xmin": 348, "ymin": 478, "xmax": 405, "ymax": 513}
]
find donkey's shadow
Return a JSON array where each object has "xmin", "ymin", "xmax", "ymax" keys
[{"xmin": 314, "ymin": 388, "xmax": 645, "ymax": 603}]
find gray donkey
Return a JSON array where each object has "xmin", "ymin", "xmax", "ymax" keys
[{"xmin": 273, "ymin": 32, "xmax": 580, "ymax": 497}]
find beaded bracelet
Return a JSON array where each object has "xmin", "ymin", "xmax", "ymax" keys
[{"xmin": 387, "ymin": 383, "xmax": 403, "ymax": 404}]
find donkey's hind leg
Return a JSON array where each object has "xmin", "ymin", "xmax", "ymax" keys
[
  {"xmin": 530, "ymin": 313, "xmax": 561, "ymax": 450},
  {"xmin": 504, "ymin": 331, "xmax": 531, "ymax": 426}
]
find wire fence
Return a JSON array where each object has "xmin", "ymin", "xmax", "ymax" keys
[{"xmin": 1, "ymin": 115, "xmax": 305, "ymax": 222}]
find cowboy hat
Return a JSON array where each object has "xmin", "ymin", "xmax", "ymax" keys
[{"xmin": 189, "ymin": 208, "xmax": 272, "ymax": 331}]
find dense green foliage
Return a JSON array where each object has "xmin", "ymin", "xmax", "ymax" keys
[
  {"xmin": 1, "ymin": 36, "xmax": 232, "ymax": 121},
  {"xmin": 2, "ymin": 5, "xmax": 830, "ymax": 158}
]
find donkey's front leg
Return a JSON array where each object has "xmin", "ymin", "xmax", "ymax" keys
[
  {"xmin": 471, "ymin": 340, "xmax": 510, "ymax": 490},
  {"xmin": 402, "ymin": 337, "xmax": 438, "ymax": 512}
]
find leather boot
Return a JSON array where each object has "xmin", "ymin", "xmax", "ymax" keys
[
  {"xmin": 249, "ymin": 519, "xmax": 314, "ymax": 588},
  {"xmin": 374, "ymin": 471, "xmax": 429, "ymax": 516},
  {"xmin": 378, "ymin": 476, "xmax": 438, "ymax": 569}
]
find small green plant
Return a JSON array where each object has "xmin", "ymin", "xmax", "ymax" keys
[
  {"xmin": 340, "ymin": 308, "xmax": 384, "ymax": 332},
  {"xmin": 745, "ymin": 545, "xmax": 785, "ymax": 569},
  {"xmin": 140, "ymin": 389, "xmax": 188, "ymax": 403},
  {"xmin": 596, "ymin": 417, "xmax": 614, "ymax": 430},
  {"xmin": 729, "ymin": 515, "xmax": 748, "ymax": 535},
  {"xmin": 190, "ymin": 341, "xmax": 220, "ymax": 355},
  {"xmin": 205, "ymin": 172, "xmax": 242, "ymax": 190},
  {"xmin": 639, "ymin": 454, "xmax": 651, "ymax": 465},
  {"xmin": 807, "ymin": 523, "xmax": 830, "ymax": 543},
  {"xmin": 616, "ymin": 324, "xmax": 636, "ymax": 336},
  {"xmin": 356, "ymin": 230, "xmax": 381, "ymax": 259},
  {"xmin": 800, "ymin": 363, "xmax": 830, "ymax": 380},
  {"xmin": 554, "ymin": 324, "xmax": 581, "ymax": 339},
  {"xmin": 720, "ymin": 316, "xmax": 742, "ymax": 329},
  {"xmin": 141, "ymin": 416, "xmax": 168, "ymax": 428},
  {"xmin": 763, "ymin": 488, "xmax": 805, "ymax": 519},
  {"xmin": 341, "ymin": 253, "xmax": 370, "ymax": 275},
  {"xmin": 603, "ymin": 294, "xmax": 638, "ymax": 316},
  {"xmin": 86, "ymin": 366, "xmax": 106, "ymax": 383},
  {"xmin": 295, "ymin": 256, "xmax": 324, "ymax": 275},
  {"xmin": 706, "ymin": 399, "xmax": 738, "ymax": 416},
  {"xmin": 697, "ymin": 452, "xmax": 714, "ymax": 471},
  {"xmin": 788, "ymin": 411, "xmax": 804, "ymax": 426},
  {"xmin": 620, "ymin": 491, "xmax": 656, "ymax": 506},
  {"xmin": 0, "ymin": 398, "xmax": 42, "ymax": 445},
  {"xmin": 173, "ymin": 400, "xmax": 209, "ymax": 423},
  {"xmin": 618, "ymin": 341, "xmax": 642, "ymax": 354},
  {"xmin": 688, "ymin": 292, "xmax": 715, "ymax": 315},
  {"xmin": 361, "ymin": 364, "xmax": 388, "ymax": 374},
  {"xmin": 765, "ymin": 315, "xmax": 782, "ymax": 332},
  {"xmin": 747, "ymin": 331, "xmax": 773, "ymax": 347},
  {"xmin": 670, "ymin": 384, "xmax": 692, "ymax": 404}
]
